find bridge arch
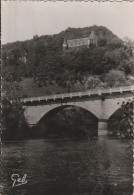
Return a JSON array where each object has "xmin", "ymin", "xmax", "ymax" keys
[
  {"xmin": 102, "ymin": 96, "xmax": 133, "ymax": 120},
  {"xmin": 31, "ymin": 105, "xmax": 98, "ymax": 138},
  {"xmin": 24, "ymin": 102, "xmax": 100, "ymax": 126},
  {"xmin": 38, "ymin": 105, "xmax": 98, "ymax": 124}
]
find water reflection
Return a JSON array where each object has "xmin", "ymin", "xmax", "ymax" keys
[{"xmin": 1, "ymin": 138, "xmax": 133, "ymax": 195}]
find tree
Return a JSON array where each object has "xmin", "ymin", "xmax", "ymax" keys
[
  {"xmin": 107, "ymin": 38, "xmax": 123, "ymax": 49},
  {"xmin": 109, "ymin": 99, "xmax": 134, "ymax": 139},
  {"xmin": 123, "ymin": 37, "xmax": 134, "ymax": 75},
  {"xmin": 120, "ymin": 99, "xmax": 134, "ymax": 139},
  {"xmin": 123, "ymin": 37, "xmax": 134, "ymax": 48},
  {"xmin": 1, "ymin": 79, "xmax": 29, "ymax": 140},
  {"xmin": 104, "ymin": 69, "xmax": 128, "ymax": 87},
  {"xmin": 84, "ymin": 76, "xmax": 102, "ymax": 89}
]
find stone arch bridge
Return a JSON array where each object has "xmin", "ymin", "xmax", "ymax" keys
[{"xmin": 22, "ymin": 85, "xmax": 134, "ymax": 136}]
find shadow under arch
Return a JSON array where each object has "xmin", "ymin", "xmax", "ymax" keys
[
  {"xmin": 108, "ymin": 108, "xmax": 123, "ymax": 135},
  {"xmin": 38, "ymin": 104, "xmax": 98, "ymax": 124},
  {"xmin": 109, "ymin": 108, "xmax": 123, "ymax": 120},
  {"xmin": 35, "ymin": 105, "xmax": 98, "ymax": 139},
  {"xmin": 39, "ymin": 105, "xmax": 71, "ymax": 123}
]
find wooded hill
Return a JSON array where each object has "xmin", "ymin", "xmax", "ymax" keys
[{"xmin": 2, "ymin": 25, "xmax": 134, "ymax": 96}]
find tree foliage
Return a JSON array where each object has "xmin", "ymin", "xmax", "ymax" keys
[
  {"xmin": 109, "ymin": 99, "xmax": 134, "ymax": 139},
  {"xmin": 104, "ymin": 69, "xmax": 129, "ymax": 87},
  {"xmin": 1, "ymin": 80, "xmax": 29, "ymax": 140},
  {"xmin": 120, "ymin": 100, "xmax": 134, "ymax": 139}
]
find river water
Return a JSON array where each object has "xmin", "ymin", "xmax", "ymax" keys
[{"xmin": 1, "ymin": 138, "xmax": 133, "ymax": 195}]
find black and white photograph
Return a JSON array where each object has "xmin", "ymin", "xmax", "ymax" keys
[{"xmin": 1, "ymin": 1, "xmax": 134, "ymax": 195}]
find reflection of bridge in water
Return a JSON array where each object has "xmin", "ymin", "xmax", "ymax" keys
[{"xmin": 22, "ymin": 85, "xmax": 134, "ymax": 137}]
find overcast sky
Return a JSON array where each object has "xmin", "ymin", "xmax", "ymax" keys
[{"xmin": 2, "ymin": 1, "xmax": 134, "ymax": 44}]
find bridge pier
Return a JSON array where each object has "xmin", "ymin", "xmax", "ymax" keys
[{"xmin": 98, "ymin": 119, "xmax": 108, "ymax": 136}]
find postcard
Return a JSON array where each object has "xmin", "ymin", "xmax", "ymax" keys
[{"xmin": 1, "ymin": 1, "xmax": 134, "ymax": 195}]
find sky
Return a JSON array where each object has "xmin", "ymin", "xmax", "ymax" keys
[{"xmin": 1, "ymin": 1, "xmax": 134, "ymax": 44}]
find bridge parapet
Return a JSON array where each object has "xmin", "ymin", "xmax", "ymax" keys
[{"xmin": 21, "ymin": 85, "xmax": 134, "ymax": 104}]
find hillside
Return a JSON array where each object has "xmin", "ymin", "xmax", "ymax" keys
[
  {"xmin": 2, "ymin": 25, "xmax": 133, "ymax": 96},
  {"xmin": 20, "ymin": 78, "xmax": 70, "ymax": 97}
]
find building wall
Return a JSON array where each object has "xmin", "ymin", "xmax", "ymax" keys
[{"xmin": 63, "ymin": 31, "xmax": 97, "ymax": 51}]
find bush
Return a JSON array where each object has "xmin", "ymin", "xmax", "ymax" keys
[
  {"xmin": 104, "ymin": 69, "xmax": 127, "ymax": 87},
  {"xmin": 84, "ymin": 76, "xmax": 102, "ymax": 89}
]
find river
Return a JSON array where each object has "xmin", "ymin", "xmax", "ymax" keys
[{"xmin": 1, "ymin": 138, "xmax": 133, "ymax": 195}]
